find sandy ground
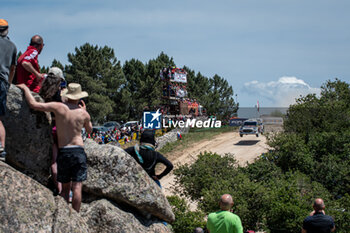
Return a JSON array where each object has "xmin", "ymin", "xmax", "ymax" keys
[{"xmin": 160, "ymin": 131, "xmax": 269, "ymax": 197}]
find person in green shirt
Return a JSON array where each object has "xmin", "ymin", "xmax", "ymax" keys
[{"xmin": 207, "ymin": 194, "xmax": 243, "ymax": 233}]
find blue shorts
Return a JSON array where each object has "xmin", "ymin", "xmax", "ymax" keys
[
  {"xmin": 57, "ymin": 146, "xmax": 87, "ymax": 183},
  {"xmin": 0, "ymin": 79, "xmax": 9, "ymax": 116}
]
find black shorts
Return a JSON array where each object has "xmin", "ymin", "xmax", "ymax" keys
[
  {"xmin": 57, "ymin": 146, "xmax": 87, "ymax": 183},
  {"xmin": 0, "ymin": 79, "xmax": 9, "ymax": 117}
]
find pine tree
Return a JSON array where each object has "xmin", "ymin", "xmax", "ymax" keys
[
  {"xmin": 64, "ymin": 43, "xmax": 127, "ymax": 123},
  {"xmin": 206, "ymin": 74, "xmax": 237, "ymax": 120},
  {"xmin": 123, "ymin": 59, "xmax": 147, "ymax": 120},
  {"xmin": 144, "ymin": 52, "xmax": 175, "ymax": 109}
]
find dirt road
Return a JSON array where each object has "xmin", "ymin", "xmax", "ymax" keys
[{"xmin": 160, "ymin": 131, "xmax": 269, "ymax": 197}]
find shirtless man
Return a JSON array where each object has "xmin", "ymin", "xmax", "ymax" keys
[{"xmin": 17, "ymin": 83, "xmax": 92, "ymax": 212}]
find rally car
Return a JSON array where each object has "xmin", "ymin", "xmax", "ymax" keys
[{"xmin": 239, "ymin": 119, "xmax": 263, "ymax": 137}]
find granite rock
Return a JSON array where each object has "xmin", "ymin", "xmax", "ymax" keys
[
  {"xmin": 0, "ymin": 161, "xmax": 89, "ymax": 233},
  {"xmin": 83, "ymin": 139, "xmax": 175, "ymax": 222},
  {"xmin": 3, "ymin": 85, "xmax": 52, "ymax": 186},
  {"xmin": 81, "ymin": 199, "xmax": 172, "ymax": 233}
]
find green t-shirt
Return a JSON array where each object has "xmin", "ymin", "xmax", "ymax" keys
[{"xmin": 207, "ymin": 210, "xmax": 243, "ymax": 233}]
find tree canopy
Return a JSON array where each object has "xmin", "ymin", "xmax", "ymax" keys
[
  {"xmin": 64, "ymin": 43, "xmax": 125, "ymax": 123},
  {"xmin": 47, "ymin": 44, "xmax": 237, "ymax": 123}
]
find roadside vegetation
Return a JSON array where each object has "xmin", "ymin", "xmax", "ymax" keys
[
  {"xmin": 159, "ymin": 126, "xmax": 236, "ymax": 154},
  {"xmin": 167, "ymin": 196, "xmax": 206, "ymax": 233},
  {"xmin": 168, "ymin": 79, "xmax": 350, "ymax": 233}
]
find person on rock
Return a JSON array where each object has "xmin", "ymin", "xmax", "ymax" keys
[
  {"xmin": 39, "ymin": 67, "xmax": 67, "ymax": 195},
  {"xmin": 0, "ymin": 19, "xmax": 17, "ymax": 158},
  {"xmin": 17, "ymin": 83, "xmax": 92, "ymax": 212},
  {"xmin": 124, "ymin": 130, "xmax": 173, "ymax": 187},
  {"xmin": 16, "ymin": 35, "xmax": 46, "ymax": 93}
]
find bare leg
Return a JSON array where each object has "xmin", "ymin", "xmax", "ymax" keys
[
  {"xmin": 51, "ymin": 143, "xmax": 62, "ymax": 194},
  {"xmin": 0, "ymin": 120, "xmax": 5, "ymax": 148},
  {"xmin": 71, "ymin": 182, "xmax": 82, "ymax": 212},
  {"xmin": 61, "ymin": 182, "xmax": 72, "ymax": 203}
]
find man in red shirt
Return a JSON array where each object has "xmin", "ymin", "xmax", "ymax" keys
[{"xmin": 16, "ymin": 35, "xmax": 46, "ymax": 93}]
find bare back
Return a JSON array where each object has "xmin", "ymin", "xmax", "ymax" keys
[
  {"xmin": 16, "ymin": 84, "xmax": 92, "ymax": 148},
  {"xmin": 54, "ymin": 103, "xmax": 91, "ymax": 148}
]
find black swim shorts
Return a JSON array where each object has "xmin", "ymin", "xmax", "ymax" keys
[
  {"xmin": 57, "ymin": 146, "xmax": 87, "ymax": 183},
  {"xmin": 0, "ymin": 79, "xmax": 9, "ymax": 116}
]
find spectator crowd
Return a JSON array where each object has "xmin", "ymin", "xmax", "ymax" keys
[{"xmin": 88, "ymin": 123, "xmax": 141, "ymax": 145}]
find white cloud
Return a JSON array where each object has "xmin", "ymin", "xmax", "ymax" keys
[{"xmin": 242, "ymin": 76, "xmax": 320, "ymax": 107}]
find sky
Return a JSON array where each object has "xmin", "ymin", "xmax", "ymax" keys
[{"xmin": 2, "ymin": 0, "xmax": 350, "ymax": 107}]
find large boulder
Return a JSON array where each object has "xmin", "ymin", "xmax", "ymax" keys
[
  {"xmin": 0, "ymin": 161, "xmax": 89, "ymax": 233},
  {"xmin": 2, "ymin": 85, "xmax": 176, "ymax": 229},
  {"xmin": 81, "ymin": 199, "xmax": 172, "ymax": 233},
  {"xmin": 3, "ymin": 85, "xmax": 52, "ymax": 185},
  {"xmin": 83, "ymin": 139, "xmax": 175, "ymax": 223}
]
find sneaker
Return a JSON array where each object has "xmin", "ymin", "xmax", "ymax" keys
[{"xmin": 0, "ymin": 151, "xmax": 6, "ymax": 159}]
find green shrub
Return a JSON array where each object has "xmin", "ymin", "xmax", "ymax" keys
[
  {"xmin": 167, "ymin": 196, "xmax": 206, "ymax": 233},
  {"xmin": 329, "ymin": 194, "xmax": 350, "ymax": 232},
  {"xmin": 174, "ymin": 152, "xmax": 336, "ymax": 232},
  {"xmin": 174, "ymin": 152, "xmax": 238, "ymax": 200},
  {"xmin": 264, "ymin": 172, "xmax": 332, "ymax": 233}
]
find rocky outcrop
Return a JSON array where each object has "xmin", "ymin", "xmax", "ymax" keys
[
  {"xmin": 156, "ymin": 127, "xmax": 189, "ymax": 150},
  {"xmin": 81, "ymin": 199, "xmax": 171, "ymax": 233},
  {"xmin": 83, "ymin": 139, "xmax": 175, "ymax": 223},
  {"xmin": 0, "ymin": 161, "xmax": 89, "ymax": 233},
  {"xmin": 3, "ymin": 85, "xmax": 52, "ymax": 186},
  {"xmin": 0, "ymin": 161, "xmax": 173, "ymax": 232},
  {"xmin": 1, "ymin": 85, "xmax": 175, "ymax": 232}
]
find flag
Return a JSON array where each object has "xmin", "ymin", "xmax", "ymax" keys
[{"xmin": 257, "ymin": 100, "xmax": 260, "ymax": 112}]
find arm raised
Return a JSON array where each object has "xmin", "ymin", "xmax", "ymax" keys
[{"xmin": 17, "ymin": 84, "xmax": 61, "ymax": 113}]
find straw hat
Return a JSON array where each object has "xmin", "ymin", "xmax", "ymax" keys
[{"xmin": 61, "ymin": 83, "xmax": 88, "ymax": 100}]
